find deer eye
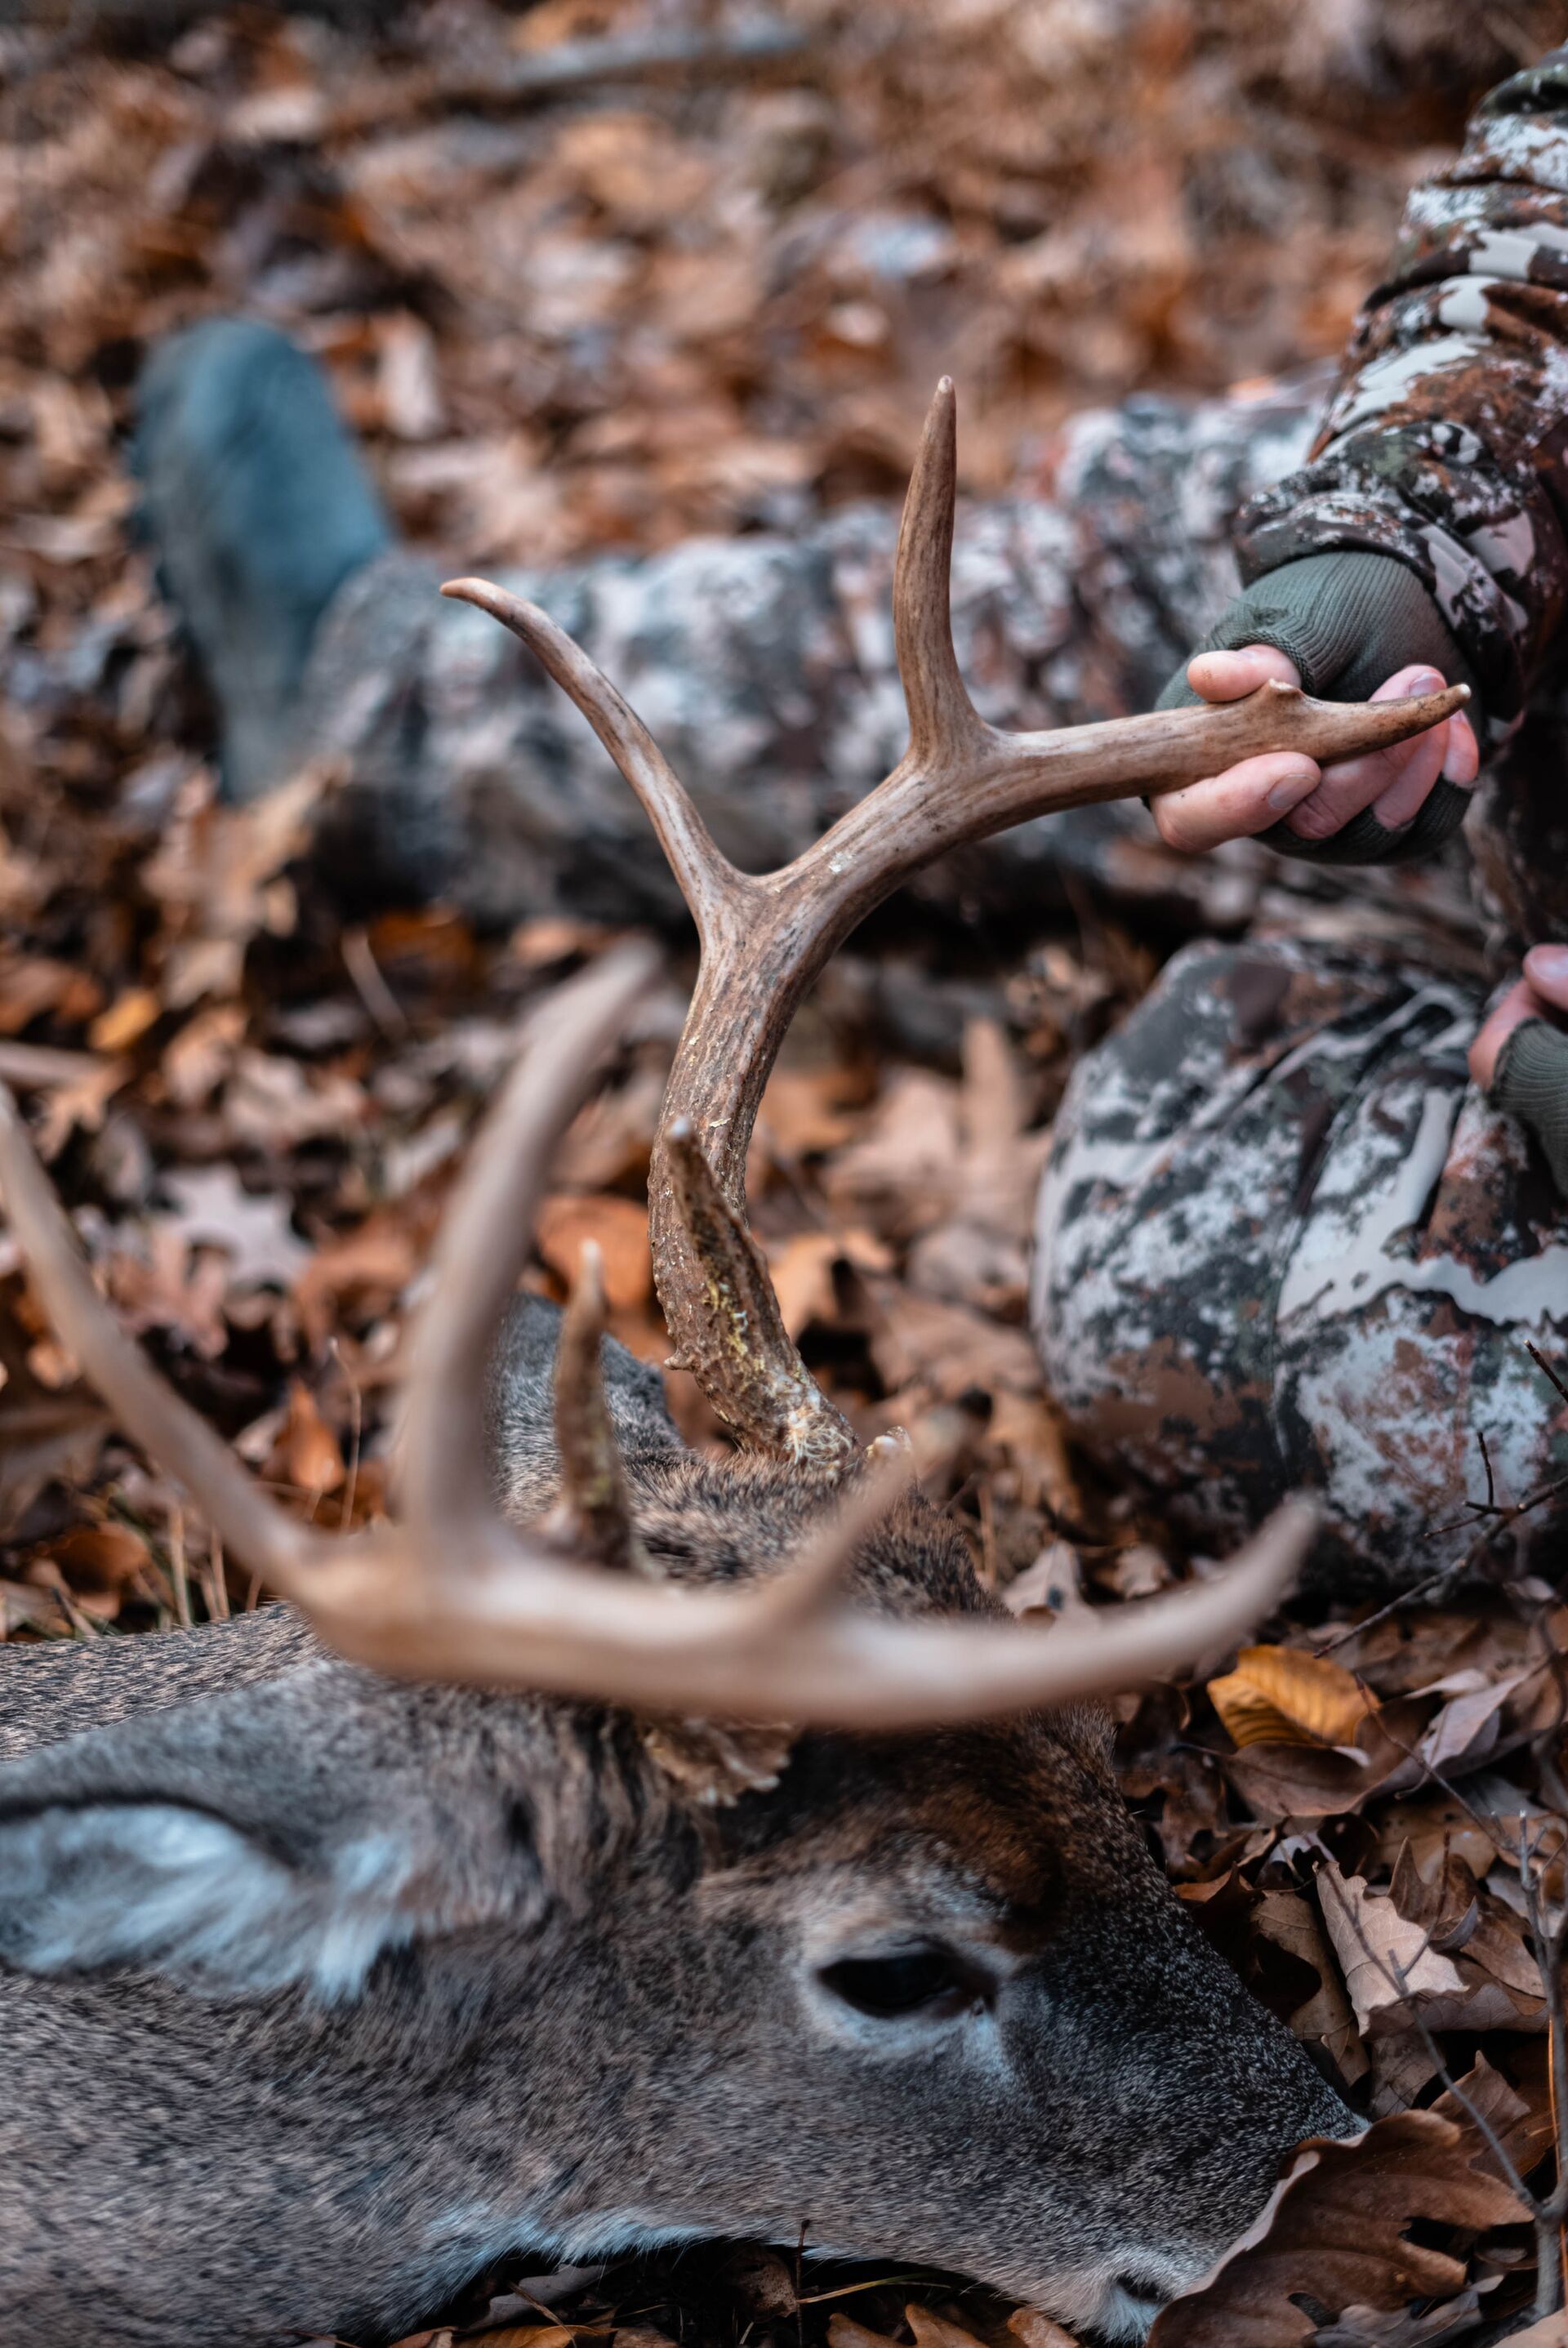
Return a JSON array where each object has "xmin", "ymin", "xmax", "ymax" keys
[{"xmin": 817, "ymin": 1945, "xmax": 977, "ymax": 2021}]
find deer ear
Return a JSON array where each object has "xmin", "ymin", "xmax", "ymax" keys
[{"xmin": 0, "ymin": 1661, "xmax": 547, "ymax": 2001}]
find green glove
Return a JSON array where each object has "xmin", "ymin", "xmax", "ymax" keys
[
  {"xmin": 1158, "ymin": 550, "xmax": 1481, "ymax": 865},
  {"xmin": 1489, "ymin": 1018, "xmax": 1568, "ymax": 1199}
]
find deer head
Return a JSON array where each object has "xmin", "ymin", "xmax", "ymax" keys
[{"xmin": 0, "ymin": 384, "xmax": 1450, "ymax": 2345}]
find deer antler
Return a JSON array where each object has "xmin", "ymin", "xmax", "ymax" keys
[
  {"xmin": 443, "ymin": 376, "xmax": 1466, "ymax": 1467},
  {"xmin": 0, "ymin": 943, "xmax": 1318, "ymax": 1728},
  {"xmin": 1, "ymin": 376, "xmax": 1434, "ymax": 1726}
]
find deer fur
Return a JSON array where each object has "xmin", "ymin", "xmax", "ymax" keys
[{"xmin": 0, "ymin": 1300, "xmax": 1348, "ymax": 2348}]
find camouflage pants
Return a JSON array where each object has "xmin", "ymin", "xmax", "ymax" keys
[
  {"xmin": 1033, "ymin": 935, "xmax": 1568, "ymax": 1590},
  {"xmin": 300, "ymin": 376, "xmax": 1568, "ymax": 1586}
]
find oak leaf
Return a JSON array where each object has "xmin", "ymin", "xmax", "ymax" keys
[{"xmin": 1148, "ymin": 2110, "xmax": 1527, "ymax": 2347}]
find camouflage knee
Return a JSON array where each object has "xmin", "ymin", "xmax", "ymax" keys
[{"xmin": 1031, "ymin": 934, "xmax": 1568, "ymax": 1592}]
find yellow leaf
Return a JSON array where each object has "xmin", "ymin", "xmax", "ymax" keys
[
  {"xmin": 89, "ymin": 986, "xmax": 160, "ymax": 1052},
  {"xmin": 283, "ymin": 1380, "xmax": 345, "ymax": 1498},
  {"xmin": 1208, "ymin": 1643, "xmax": 1373, "ymax": 1750}
]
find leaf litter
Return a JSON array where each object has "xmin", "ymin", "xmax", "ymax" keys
[{"xmin": 2, "ymin": 1, "xmax": 1568, "ymax": 2343}]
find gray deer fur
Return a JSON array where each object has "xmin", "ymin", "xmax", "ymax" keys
[{"xmin": 0, "ymin": 1299, "xmax": 1348, "ymax": 2346}]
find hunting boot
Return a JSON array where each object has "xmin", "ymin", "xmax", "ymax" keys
[{"xmin": 133, "ymin": 316, "xmax": 391, "ymax": 803}]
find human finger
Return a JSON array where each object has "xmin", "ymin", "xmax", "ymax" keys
[
  {"xmin": 1284, "ymin": 666, "xmax": 1450, "ymax": 841},
  {"xmin": 1152, "ymin": 751, "xmax": 1321, "ymax": 855},
  {"xmin": 1469, "ymin": 978, "xmax": 1548, "ymax": 1091},
  {"xmin": 1184, "ymin": 644, "xmax": 1301, "ymax": 704},
  {"xmin": 1520, "ymin": 943, "xmax": 1568, "ymax": 1017}
]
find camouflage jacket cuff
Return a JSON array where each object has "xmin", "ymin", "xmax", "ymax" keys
[{"xmin": 1235, "ymin": 452, "xmax": 1521, "ymax": 757}]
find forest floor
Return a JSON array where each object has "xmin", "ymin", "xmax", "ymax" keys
[{"xmin": 4, "ymin": 3, "xmax": 1568, "ymax": 2343}]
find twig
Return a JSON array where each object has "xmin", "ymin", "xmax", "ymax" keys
[
  {"xmin": 341, "ymin": 927, "xmax": 408, "ymax": 1041},
  {"xmin": 330, "ymin": 18, "xmax": 814, "ymax": 139},
  {"xmin": 331, "ymin": 1337, "xmax": 363, "ymax": 1534},
  {"xmin": 1516, "ymin": 1811, "xmax": 1568, "ymax": 2315},
  {"xmin": 168, "ymin": 1502, "xmax": 192, "ymax": 1631}
]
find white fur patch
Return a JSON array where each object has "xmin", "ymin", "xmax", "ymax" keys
[{"xmin": 0, "ymin": 1803, "xmax": 415, "ymax": 1999}]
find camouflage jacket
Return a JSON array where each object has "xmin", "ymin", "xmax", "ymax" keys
[{"xmin": 1236, "ymin": 46, "xmax": 1568, "ymax": 947}]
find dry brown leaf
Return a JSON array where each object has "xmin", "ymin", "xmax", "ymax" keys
[
  {"xmin": 536, "ymin": 1193, "xmax": 651, "ymax": 1309},
  {"xmin": 1317, "ymin": 1859, "xmax": 1544, "ymax": 2037},
  {"xmin": 160, "ymin": 1002, "xmax": 247, "ymax": 1107},
  {"xmin": 88, "ymin": 986, "xmax": 160, "ymax": 1053},
  {"xmin": 282, "ymin": 1380, "xmax": 345, "ymax": 1499},
  {"xmin": 47, "ymin": 1521, "xmax": 149, "ymax": 1584},
  {"xmin": 0, "ymin": 1396, "xmax": 109, "ymax": 1538},
  {"xmin": 466, "ymin": 2328, "xmax": 577, "ymax": 2348},
  {"xmin": 766, "ymin": 1227, "xmax": 891, "ymax": 1338},
  {"xmin": 1372, "ymin": 1794, "xmax": 1498, "ymax": 1882},
  {"xmin": 1251, "ymin": 1886, "xmax": 1368, "ymax": 2087},
  {"xmin": 1209, "ymin": 1644, "xmax": 1374, "ymax": 1750},
  {"xmin": 756, "ymin": 1065, "xmax": 861, "ymax": 1157},
  {"xmin": 869, "ymin": 1283, "xmax": 1043, "ymax": 1401},
  {"xmin": 107, "ymin": 1223, "xmax": 230, "ymax": 1359},
  {"xmin": 1221, "ymin": 1696, "xmax": 1428, "ymax": 1823},
  {"xmin": 294, "ymin": 1216, "xmax": 420, "ymax": 1349},
  {"xmin": 1318, "ymin": 1858, "xmax": 1472, "ymax": 2034},
  {"xmin": 1148, "ymin": 2109, "xmax": 1527, "ymax": 2347},
  {"xmin": 1008, "ymin": 2311, "xmax": 1083, "ymax": 2348}
]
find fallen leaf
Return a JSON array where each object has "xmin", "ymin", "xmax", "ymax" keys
[
  {"xmin": 0, "ymin": 1397, "xmax": 109, "ymax": 1537},
  {"xmin": 756, "ymin": 1065, "xmax": 861, "ymax": 1157},
  {"xmin": 1318, "ymin": 1859, "xmax": 1544, "ymax": 2037},
  {"xmin": 1009, "ymin": 2311, "xmax": 1083, "ymax": 2348},
  {"xmin": 537, "ymin": 1194, "xmax": 651, "ymax": 1309},
  {"xmin": 46, "ymin": 1522, "xmax": 151, "ymax": 1593},
  {"xmin": 1252, "ymin": 1886, "xmax": 1367, "ymax": 2087},
  {"xmin": 1209, "ymin": 1644, "xmax": 1374, "ymax": 1750},
  {"xmin": 88, "ymin": 986, "xmax": 160, "ymax": 1053},
  {"xmin": 282, "ymin": 1380, "xmax": 345, "ymax": 1498},
  {"xmin": 767, "ymin": 1227, "xmax": 892, "ymax": 1338},
  {"xmin": 157, "ymin": 1168, "xmax": 308, "ymax": 1289},
  {"xmin": 294, "ymin": 1216, "xmax": 419, "ymax": 1348},
  {"xmin": 1149, "ymin": 2110, "xmax": 1527, "ymax": 2346}
]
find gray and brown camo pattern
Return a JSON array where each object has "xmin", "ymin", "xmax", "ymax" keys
[
  {"xmin": 294, "ymin": 50, "xmax": 1568, "ymax": 1587},
  {"xmin": 1034, "ymin": 935, "xmax": 1568, "ymax": 1592},
  {"xmin": 1030, "ymin": 47, "xmax": 1568, "ymax": 1586}
]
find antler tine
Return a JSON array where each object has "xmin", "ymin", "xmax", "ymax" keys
[
  {"xmin": 662, "ymin": 1115, "xmax": 854, "ymax": 1460},
  {"xmin": 893, "ymin": 376, "xmax": 984, "ymax": 761},
  {"xmin": 0, "ymin": 1085, "xmax": 329, "ymax": 1596},
  {"xmin": 399, "ymin": 940, "xmax": 659, "ymax": 1567},
  {"xmin": 440, "ymin": 579, "xmax": 745, "ymax": 945},
  {"xmin": 548, "ymin": 1237, "xmax": 644, "ymax": 1575},
  {"xmin": 325, "ymin": 1492, "xmax": 1319, "ymax": 1727}
]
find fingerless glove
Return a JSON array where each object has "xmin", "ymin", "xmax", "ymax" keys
[
  {"xmin": 1158, "ymin": 550, "xmax": 1480, "ymax": 866},
  {"xmin": 1489, "ymin": 1018, "xmax": 1568, "ymax": 1200}
]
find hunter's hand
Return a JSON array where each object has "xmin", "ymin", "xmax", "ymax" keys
[
  {"xmin": 1153, "ymin": 643, "xmax": 1479, "ymax": 856},
  {"xmin": 1153, "ymin": 550, "xmax": 1481, "ymax": 864},
  {"xmin": 1468, "ymin": 947, "xmax": 1568, "ymax": 1201}
]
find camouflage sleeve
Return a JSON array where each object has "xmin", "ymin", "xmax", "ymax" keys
[{"xmin": 1234, "ymin": 46, "xmax": 1568, "ymax": 752}]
